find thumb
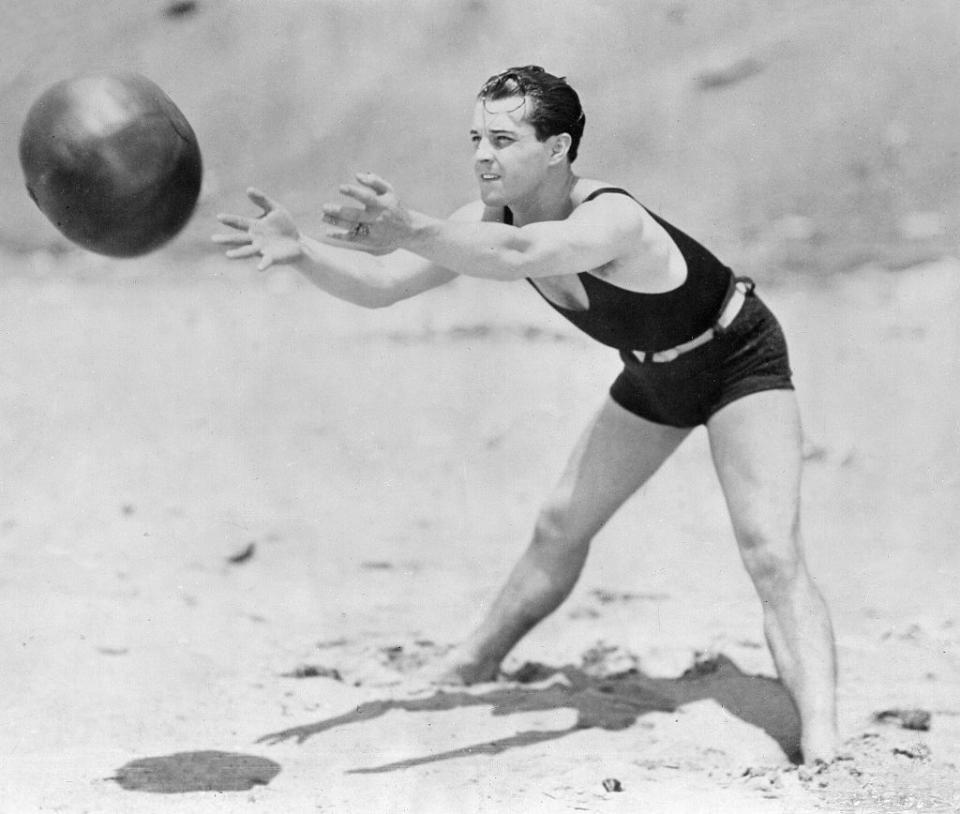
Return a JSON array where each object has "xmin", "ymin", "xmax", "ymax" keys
[{"xmin": 248, "ymin": 187, "xmax": 279, "ymax": 216}]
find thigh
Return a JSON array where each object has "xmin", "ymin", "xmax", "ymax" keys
[
  {"xmin": 706, "ymin": 389, "xmax": 803, "ymax": 546},
  {"xmin": 543, "ymin": 396, "xmax": 692, "ymax": 540}
]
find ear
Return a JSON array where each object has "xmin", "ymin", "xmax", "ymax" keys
[{"xmin": 547, "ymin": 133, "xmax": 572, "ymax": 165}]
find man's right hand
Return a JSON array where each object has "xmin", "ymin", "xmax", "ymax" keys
[{"xmin": 213, "ymin": 188, "xmax": 303, "ymax": 271}]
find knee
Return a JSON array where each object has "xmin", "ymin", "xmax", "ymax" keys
[
  {"xmin": 736, "ymin": 521, "xmax": 804, "ymax": 597},
  {"xmin": 531, "ymin": 499, "xmax": 592, "ymax": 553}
]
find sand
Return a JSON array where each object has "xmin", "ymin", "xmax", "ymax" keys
[{"xmin": 0, "ymin": 248, "xmax": 957, "ymax": 812}]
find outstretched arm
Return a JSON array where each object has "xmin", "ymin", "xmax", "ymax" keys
[
  {"xmin": 320, "ymin": 173, "xmax": 645, "ymax": 281},
  {"xmin": 213, "ymin": 189, "xmax": 470, "ymax": 308}
]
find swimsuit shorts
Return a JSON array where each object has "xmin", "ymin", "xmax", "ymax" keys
[{"xmin": 609, "ymin": 287, "xmax": 794, "ymax": 428}]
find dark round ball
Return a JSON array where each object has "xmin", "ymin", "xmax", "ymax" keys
[{"xmin": 19, "ymin": 71, "xmax": 202, "ymax": 257}]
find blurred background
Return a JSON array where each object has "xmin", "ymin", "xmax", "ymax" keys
[{"xmin": 2, "ymin": 0, "xmax": 958, "ymax": 275}]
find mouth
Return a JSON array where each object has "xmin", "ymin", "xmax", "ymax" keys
[{"xmin": 478, "ymin": 173, "xmax": 501, "ymax": 182}]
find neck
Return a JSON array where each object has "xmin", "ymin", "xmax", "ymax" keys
[{"xmin": 508, "ymin": 168, "xmax": 578, "ymax": 226}]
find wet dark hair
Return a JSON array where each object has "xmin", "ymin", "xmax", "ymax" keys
[{"xmin": 477, "ymin": 65, "xmax": 586, "ymax": 163}]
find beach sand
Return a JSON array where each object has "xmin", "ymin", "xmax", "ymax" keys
[{"xmin": 0, "ymin": 250, "xmax": 957, "ymax": 812}]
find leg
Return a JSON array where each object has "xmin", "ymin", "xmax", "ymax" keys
[
  {"xmin": 437, "ymin": 396, "xmax": 691, "ymax": 683},
  {"xmin": 707, "ymin": 390, "xmax": 837, "ymax": 764}
]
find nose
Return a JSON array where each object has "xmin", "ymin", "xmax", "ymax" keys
[{"xmin": 474, "ymin": 136, "xmax": 494, "ymax": 162}]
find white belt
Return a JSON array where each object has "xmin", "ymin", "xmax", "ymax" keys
[{"xmin": 629, "ymin": 279, "xmax": 750, "ymax": 364}]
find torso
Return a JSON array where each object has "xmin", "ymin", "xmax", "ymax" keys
[
  {"xmin": 488, "ymin": 181, "xmax": 733, "ymax": 351},
  {"xmin": 486, "ymin": 179, "xmax": 687, "ymax": 311}
]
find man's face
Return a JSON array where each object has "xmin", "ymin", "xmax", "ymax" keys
[{"xmin": 469, "ymin": 95, "xmax": 553, "ymax": 207}]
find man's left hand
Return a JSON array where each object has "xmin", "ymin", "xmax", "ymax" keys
[{"xmin": 320, "ymin": 172, "xmax": 410, "ymax": 254}]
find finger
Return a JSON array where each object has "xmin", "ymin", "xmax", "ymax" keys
[
  {"xmin": 225, "ymin": 245, "xmax": 262, "ymax": 260},
  {"xmin": 211, "ymin": 232, "xmax": 251, "ymax": 245},
  {"xmin": 338, "ymin": 183, "xmax": 378, "ymax": 207},
  {"xmin": 321, "ymin": 204, "xmax": 376, "ymax": 225},
  {"xmin": 356, "ymin": 172, "xmax": 392, "ymax": 195},
  {"xmin": 257, "ymin": 252, "xmax": 273, "ymax": 272},
  {"xmin": 246, "ymin": 187, "xmax": 279, "ymax": 215},
  {"xmin": 217, "ymin": 213, "xmax": 254, "ymax": 230}
]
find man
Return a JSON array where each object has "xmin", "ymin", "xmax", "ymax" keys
[{"xmin": 213, "ymin": 65, "xmax": 837, "ymax": 764}]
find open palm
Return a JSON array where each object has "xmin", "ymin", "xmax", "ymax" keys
[{"xmin": 213, "ymin": 188, "xmax": 302, "ymax": 270}]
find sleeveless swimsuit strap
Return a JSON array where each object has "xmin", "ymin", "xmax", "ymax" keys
[
  {"xmin": 581, "ymin": 187, "xmax": 638, "ymax": 204},
  {"xmin": 504, "ymin": 187, "xmax": 638, "ymax": 224}
]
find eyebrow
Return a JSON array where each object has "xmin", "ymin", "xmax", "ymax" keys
[{"xmin": 469, "ymin": 127, "xmax": 519, "ymax": 136}]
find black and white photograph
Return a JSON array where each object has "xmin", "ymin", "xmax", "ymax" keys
[{"xmin": 1, "ymin": 1, "xmax": 958, "ymax": 811}]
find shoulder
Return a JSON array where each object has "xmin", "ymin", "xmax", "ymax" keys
[
  {"xmin": 569, "ymin": 180, "xmax": 647, "ymax": 234},
  {"xmin": 572, "ymin": 179, "xmax": 641, "ymax": 209}
]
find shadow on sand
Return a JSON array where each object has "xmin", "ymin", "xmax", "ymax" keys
[
  {"xmin": 110, "ymin": 751, "xmax": 281, "ymax": 793},
  {"xmin": 258, "ymin": 654, "xmax": 801, "ymax": 772}
]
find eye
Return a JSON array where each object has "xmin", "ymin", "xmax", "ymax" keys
[{"xmin": 494, "ymin": 136, "xmax": 514, "ymax": 147}]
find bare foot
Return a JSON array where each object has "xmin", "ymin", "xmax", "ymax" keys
[
  {"xmin": 418, "ymin": 647, "xmax": 500, "ymax": 687},
  {"xmin": 801, "ymin": 730, "xmax": 839, "ymax": 766}
]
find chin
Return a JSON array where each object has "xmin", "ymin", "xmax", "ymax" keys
[{"xmin": 478, "ymin": 186, "xmax": 507, "ymax": 208}]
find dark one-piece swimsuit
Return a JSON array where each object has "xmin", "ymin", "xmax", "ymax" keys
[{"xmin": 504, "ymin": 187, "xmax": 794, "ymax": 428}]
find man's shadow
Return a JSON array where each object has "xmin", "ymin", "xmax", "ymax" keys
[{"xmin": 258, "ymin": 654, "xmax": 801, "ymax": 772}]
